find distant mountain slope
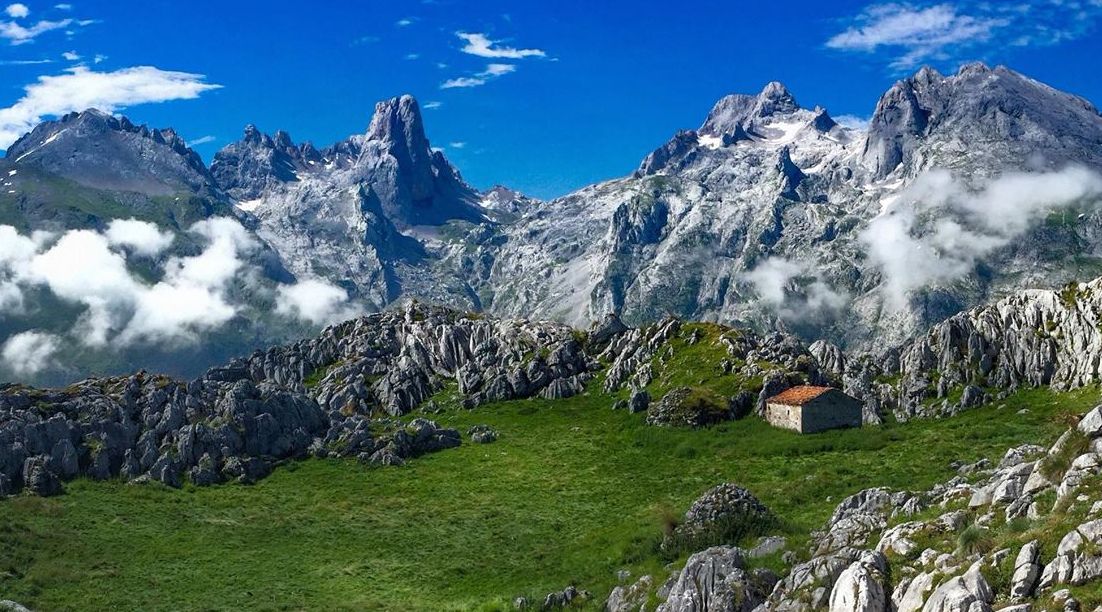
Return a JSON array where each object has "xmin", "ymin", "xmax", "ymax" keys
[{"xmin": 477, "ymin": 63, "xmax": 1102, "ymax": 349}]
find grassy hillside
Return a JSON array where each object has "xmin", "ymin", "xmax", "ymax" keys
[{"xmin": 0, "ymin": 383, "xmax": 1093, "ymax": 611}]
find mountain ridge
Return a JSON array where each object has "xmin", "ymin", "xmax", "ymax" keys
[{"xmin": 2, "ymin": 61, "xmax": 1102, "ymax": 384}]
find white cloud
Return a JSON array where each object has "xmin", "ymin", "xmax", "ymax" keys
[
  {"xmin": 276, "ymin": 278, "xmax": 362, "ymax": 326},
  {"xmin": 117, "ymin": 218, "xmax": 258, "ymax": 345},
  {"xmin": 456, "ymin": 32, "xmax": 545, "ymax": 59},
  {"xmin": 405, "ymin": 53, "xmax": 420, "ymax": 60},
  {"xmin": 105, "ymin": 218, "xmax": 174, "ymax": 257},
  {"xmin": 862, "ymin": 166, "xmax": 1102, "ymax": 309},
  {"xmin": 186, "ymin": 135, "xmax": 216, "ymax": 146},
  {"xmin": 5, "ymin": 3, "xmax": 28, "ymax": 18},
  {"xmin": 54, "ymin": 3, "xmax": 72, "ymax": 10},
  {"xmin": 61, "ymin": 50, "xmax": 79, "ymax": 60},
  {"xmin": 827, "ymin": 2, "xmax": 1102, "ymax": 71},
  {"xmin": 0, "ymin": 17, "xmax": 72, "ymax": 45},
  {"xmin": 0, "ymin": 65, "xmax": 222, "ymax": 148},
  {"xmin": 0, "ymin": 218, "xmax": 257, "ymax": 347},
  {"xmin": 0, "ymin": 58, "xmax": 51, "ymax": 65},
  {"xmin": 2, "ymin": 330, "xmax": 60, "ymax": 376},
  {"xmin": 28, "ymin": 229, "xmax": 142, "ymax": 345},
  {"xmin": 423, "ymin": 101, "xmax": 442, "ymax": 110},
  {"xmin": 441, "ymin": 63, "xmax": 516, "ymax": 89},
  {"xmin": 0, "ymin": 217, "xmax": 368, "ymax": 366},
  {"xmin": 743, "ymin": 257, "xmax": 848, "ymax": 321},
  {"xmin": 834, "ymin": 114, "xmax": 871, "ymax": 131},
  {"xmin": 449, "ymin": 141, "xmax": 466, "ymax": 149},
  {"xmin": 396, "ymin": 18, "xmax": 413, "ymax": 27}
]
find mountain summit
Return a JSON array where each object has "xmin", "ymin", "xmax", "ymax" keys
[{"xmin": 5, "ymin": 109, "xmax": 216, "ymax": 196}]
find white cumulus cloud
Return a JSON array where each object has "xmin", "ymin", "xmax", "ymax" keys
[
  {"xmin": 827, "ymin": 1, "xmax": 1102, "ymax": 71},
  {"xmin": 276, "ymin": 278, "xmax": 362, "ymax": 326},
  {"xmin": 2, "ymin": 330, "xmax": 60, "ymax": 376},
  {"xmin": 105, "ymin": 218, "xmax": 174, "ymax": 257},
  {"xmin": 0, "ymin": 65, "xmax": 222, "ymax": 148},
  {"xmin": 5, "ymin": 3, "xmax": 29, "ymax": 18}
]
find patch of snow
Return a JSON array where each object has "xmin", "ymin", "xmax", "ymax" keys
[
  {"xmin": 761, "ymin": 120, "xmax": 805, "ymax": 145},
  {"xmin": 14, "ymin": 129, "xmax": 67, "ymax": 163},
  {"xmin": 7, "ymin": 170, "xmax": 16, "ymax": 176},
  {"xmin": 697, "ymin": 134, "xmax": 724, "ymax": 150},
  {"xmin": 236, "ymin": 198, "xmax": 263, "ymax": 212}
]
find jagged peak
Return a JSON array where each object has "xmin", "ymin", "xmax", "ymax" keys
[
  {"xmin": 758, "ymin": 81, "xmax": 799, "ymax": 112},
  {"xmin": 956, "ymin": 61, "xmax": 992, "ymax": 77},
  {"xmin": 366, "ymin": 94, "xmax": 428, "ymax": 148},
  {"xmin": 700, "ymin": 81, "xmax": 803, "ymax": 138},
  {"xmin": 6, "ymin": 108, "xmax": 199, "ymax": 164}
]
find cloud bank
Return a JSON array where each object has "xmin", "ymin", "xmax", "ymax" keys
[
  {"xmin": 861, "ymin": 166, "xmax": 1102, "ymax": 309},
  {"xmin": 0, "ymin": 218, "xmax": 362, "ymax": 376}
]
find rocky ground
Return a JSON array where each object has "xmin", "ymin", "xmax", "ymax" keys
[
  {"xmin": 604, "ymin": 404, "xmax": 1102, "ymax": 612},
  {"xmin": 7, "ymin": 274, "xmax": 1102, "ymax": 498}
]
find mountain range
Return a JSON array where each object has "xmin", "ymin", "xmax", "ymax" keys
[{"xmin": 1, "ymin": 61, "xmax": 1101, "ymax": 384}]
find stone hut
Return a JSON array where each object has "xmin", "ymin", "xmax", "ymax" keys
[{"xmin": 764, "ymin": 385, "xmax": 862, "ymax": 434}]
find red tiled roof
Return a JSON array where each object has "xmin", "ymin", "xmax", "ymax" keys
[{"xmin": 766, "ymin": 385, "xmax": 834, "ymax": 406}]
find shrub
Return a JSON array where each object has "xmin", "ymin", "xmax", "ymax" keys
[{"xmin": 957, "ymin": 524, "xmax": 994, "ymax": 555}]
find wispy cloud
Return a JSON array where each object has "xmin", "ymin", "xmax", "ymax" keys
[
  {"xmin": 423, "ymin": 101, "xmax": 443, "ymax": 109},
  {"xmin": 456, "ymin": 31, "xmax": 545, "ymax": 59},
  {"xmin": 405, "ymin": 52, "xmax": 420, "ymax": 60},
  {"xmin": 352, "ymin": 34, "xmax": 379, "ymax": 46},
  {"xmin": 441, "ymin": 63, "xmax": 515, "ymax": 89},
  {"xmin": 0, "ymin": 65, "xmax": 222, "ymax": 148},
  {"xmin": 61, "ymin": 50, "xmax": 79, "ymax": 60},
  {"xmin": 448, "ymin": 141, "xmax": 465, "ymax": 149},
  {"xmin": 396, "ymin": 17, "xmax": 413, "ymax": 27},
  {"xmin": 827, "ymin": 1, "xmax": 1102, "ymax": 71},
  {"xmin": 0, "ymin": 17, "xmax": 73, "ymax": 44},
  {"xmin": 186, "ymin": 135, "xmax": 216, "ymax": 147},
  {"xmin": 0, "ymin": 57, "xmax": 51, "ymax": 65},
  {"xmin": 54, "ymin": 3, "xmax": 72, "ymax": 10}
]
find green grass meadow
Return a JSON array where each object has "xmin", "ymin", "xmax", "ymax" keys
[{"xmin": 0, "ymin": 384, "xmax": 1095, "ymax": 610}]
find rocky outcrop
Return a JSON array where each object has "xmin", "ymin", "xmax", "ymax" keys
[
  {"xmin": 665, "ymin": 483, "xmax": 773, "ymax": 551},
  {"xmin": 896, "ymin": 279, "xmax": 1102, "ymax": 418},
  {"xmin": 829, "ymin": 551, "xmax": 891, "ymax": 612},
  {"xmin": 921, "ymin": 562, "xmax": 993, "ymax": 612},
  {"xmin": 0, "ymin": 303, "xmax": 592, "ymax": 495},
  {"xmin": 657, "ymin": 546, "xmax": 777, "ymax": 612}
]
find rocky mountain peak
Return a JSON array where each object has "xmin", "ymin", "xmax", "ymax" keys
[
  {"xmin": 211, "ymin": 125, "xmax": 317, "ymax": 199},
  {"xmin": 862, "ymin": 62, "xmax": 1102, "ymax": 179},
  {"xmin": 699, "ymin": 82, "xmax": 803, "ymax": 138},
  {"xmin": 242, "ymin": 124, "xmax": 264, "ymax": 145},
  {"xmin": 4, "ymin": 108, "xmax": 214, "ymax": 196},
  {"xmin": 757, "ymin": 81, "xmax": 800, "ymax": 116},
  {"xmin": 366, "ymin": 95, "xmax": 430, "ymax": 155}
]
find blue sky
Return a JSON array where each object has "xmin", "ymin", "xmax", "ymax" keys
[{"xmin": 0, "ymin": 1, "xmax": 1100, "ymax": 199}]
